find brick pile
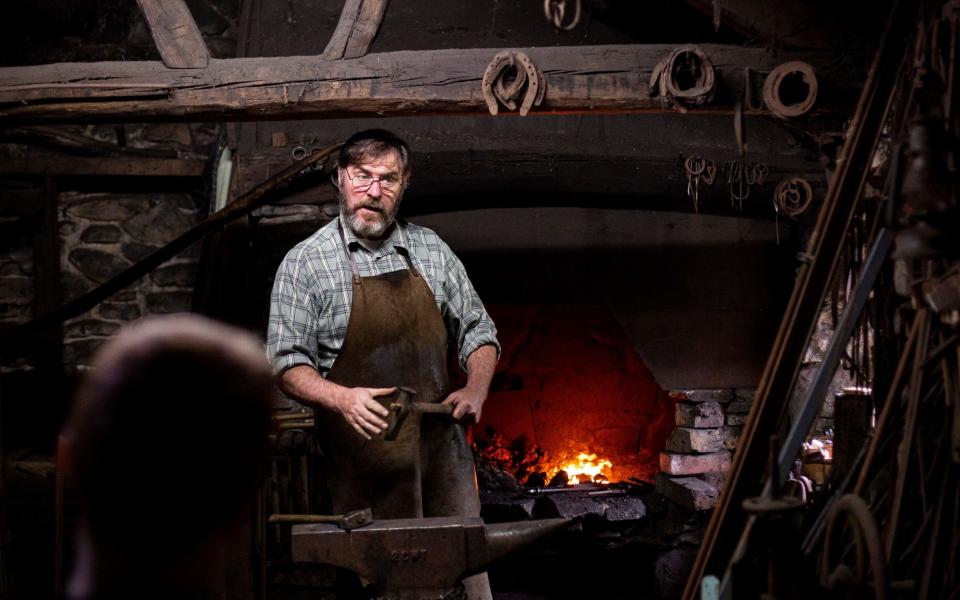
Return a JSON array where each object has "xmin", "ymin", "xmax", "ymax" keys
[{"xmin": 655, "ymin": 388, "xmax": 754, "ymax": 510}]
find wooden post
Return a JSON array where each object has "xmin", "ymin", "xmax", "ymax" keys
[
  {"xmin": 832, "ymin": 388, "xmax": 872, "ymax": 484},
  {"xmin": 33, "ymin": 176, "xmax": 63, "ymax": 372}
]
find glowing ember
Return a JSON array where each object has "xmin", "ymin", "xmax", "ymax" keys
[{"xmin": 551, "ymin": 452, "xmax": 613, "ymax": 485}]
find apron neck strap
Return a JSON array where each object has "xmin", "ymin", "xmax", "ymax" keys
[
  {"xmin": 399, "ymin": 248, "xmax": 421, "ymax": 278},
  {"xmin": 337, "ymin": 220, "xmax": 422, "ymax": 283},
  {"xmin": 337, "ymin": 220, "xmax": 362, "ymax": 285}
]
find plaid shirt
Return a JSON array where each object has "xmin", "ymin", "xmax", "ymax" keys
[{"xmin": 267, "ymin": 217, "xmax": 499, "ymax": 377}]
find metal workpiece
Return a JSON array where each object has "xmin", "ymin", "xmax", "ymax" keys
[
  {"xmin": 269, "ymin": 507, "xmax": 373, "ymax": 530},
  {"xmin": 291, "ymin": 516, "xmax": 570, "ymax": 598}
]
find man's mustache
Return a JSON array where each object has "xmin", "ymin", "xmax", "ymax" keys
[{"xmin": 353, "ymin": 201, "xmax": 384, "ymax": 213}]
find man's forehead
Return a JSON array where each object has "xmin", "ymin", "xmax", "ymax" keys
[{"xmin": 348, "ymin": 150, "xmax": 403, "ymax": 172}]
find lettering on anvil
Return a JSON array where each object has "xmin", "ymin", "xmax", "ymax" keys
[{"xmin": 390, "ymin": 548, "xmax": 427, "ymax": 563}]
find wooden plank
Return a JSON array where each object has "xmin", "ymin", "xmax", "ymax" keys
[
  {"xmin": 0, "ymin": 44, "xmax": 859, "ymax": 124},
  {"xmin": 0, "ymin": 156, "xmax": 207, "ymax": 177},
  {"xmin": 32, "ymin": 176, "xmax": 63, "ymax": 370},
  {"xmin": 136, "ymin": 0, "xmax": 210, "ymax": 69},
  {"xmin": 0, "ymin": 126, "xmax": 177, "ymax": 158},
  {"xmin": 324, "ymin": 0, "xmax": 390, "ymax": 60}
]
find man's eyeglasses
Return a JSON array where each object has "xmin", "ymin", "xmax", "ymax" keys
[{"xmin": 346, "ymin": 171, "xmax": 403, "ymax": 193}]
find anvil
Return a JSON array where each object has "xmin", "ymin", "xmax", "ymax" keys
[{"xmin": 292, "ymin": 516, "xmax": 569, "ymax": 598}]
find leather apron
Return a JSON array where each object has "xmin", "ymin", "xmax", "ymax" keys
[{"xmin": 317, "ymin": 222, "xmax": 480, "ymax": 520}]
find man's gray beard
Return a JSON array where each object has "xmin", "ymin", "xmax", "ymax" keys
[{"xmin": 339, "ymin": 191, "xmax": 401, "ymax": 240}]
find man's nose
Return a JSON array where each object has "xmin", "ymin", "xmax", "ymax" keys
[{"xmin": 366, "ymin": 179, "xmax": 383, "ymax": 197}]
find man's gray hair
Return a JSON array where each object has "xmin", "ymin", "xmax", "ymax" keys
[{"xmin": 337, "ymin": 128, "xmax": 411, "ymax": 174}]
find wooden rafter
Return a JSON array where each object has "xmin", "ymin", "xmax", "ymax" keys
[
  {"xmin": 0, "ymin": 156, "xmax": 207, "ymax": 177},
  {"xmin": 323, "ymin": 0, "xmax": 390, "ymax": 60},
  {"xmin": 0, "ymin": 44, "xmax": 856, "ymax": 124},
  {"xmin": 136, "ymin": 0, "xmax": 210, "ymax": 69}
]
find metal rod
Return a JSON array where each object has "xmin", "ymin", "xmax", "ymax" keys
[
  {"xmin": 884, "ymin": 307, "xmax": 931, "ymax": 560},
  {"xmin": 854, "ymin": 309, "xmax": 926, "ymax": 496},
  {"xmin": 774, "ymin": 229, "xmax": 895, "ymax": 487}
]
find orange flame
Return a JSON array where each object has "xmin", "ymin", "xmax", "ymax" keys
[{"xmin": 551, "ymin": 452, "xmax": 613, "ymax": 485}]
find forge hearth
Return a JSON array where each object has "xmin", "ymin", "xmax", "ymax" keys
[
  {"xmin": 471, "ymin": 304, "xmax": 676, "ymax": 485},
  {"xmin": 461, "ymin": 302, "xmax": 759, "ymax": 517}
]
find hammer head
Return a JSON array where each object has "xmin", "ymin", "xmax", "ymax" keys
[
  {"xmin": 339, "ymin": 508, "xmax": 373, "ymax": 530},
  {"xmin": 383, "ymin": 386, "xmax": 418, "ymax": 441}
]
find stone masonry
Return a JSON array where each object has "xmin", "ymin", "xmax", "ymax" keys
[
  {"xmin": 60, "ymin": 191, "xmax": 206, "ymax": 369},
  {"xmin": 655, "ymin": 388, "xmax": 755, "ymax": 511},
  {"xmin": 0, "ymin": 123, "xmax": 217, "ymax": 372}
]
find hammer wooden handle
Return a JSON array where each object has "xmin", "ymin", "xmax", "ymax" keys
[
  {"xmin": 269, "ymin": 514, "xmax": 344, "ymax": 524},
  {"xmin": 413, "ymin": 402, "xmax": 454, "ymax": 415}
]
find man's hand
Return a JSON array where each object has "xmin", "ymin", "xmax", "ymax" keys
[
  {"xmin": 442, "ymin": 386, "xmax": 486, "ymax": 424},
  {"xmin": 335, "ymin": 387, "xmax": 395, "ymax": 440}
]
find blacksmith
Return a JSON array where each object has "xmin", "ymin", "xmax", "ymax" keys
[{"xmin": 267, "ymin": 129, "xmax": 499, "ymax": 599}]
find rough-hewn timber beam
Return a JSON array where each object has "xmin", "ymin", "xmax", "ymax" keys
[
  {"xmin": 0, "ymin": 44, "xmax": 857, "ymax": 124},
  {"xmin": 136, "ymin": 0, "xmax": 210, "ymax": 69},
  {"xmin": 0, "ymin": 156, "xmax": 207, "ymax": 177}
]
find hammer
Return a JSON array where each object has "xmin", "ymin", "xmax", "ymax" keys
[
  {"xmin": 383, "ymin": 386, "xmax": 454, "ymax": 441},
  {"xmin": 268, "ymin": 507, "xmax": 373, "ymax": 530}
]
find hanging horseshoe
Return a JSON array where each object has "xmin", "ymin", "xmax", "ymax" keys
[
  {"xmin": 481, "ymin": 51, "xmax": 546, "ymax": 116},
  {"xmin": 516, "ymin": 52, "xmax": 545, "ymax": 116},
  {"xmin": 482, "ymin": 51, "xmax": 515, "ymax": 116},
  {"xmin": 495, "ymin": 58, "xmax": 527, "ymax": 111}
]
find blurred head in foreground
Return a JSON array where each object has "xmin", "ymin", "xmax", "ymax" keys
[{"xmin": 65, "ymin": 314, "xmax": 273, "ymax": 599}]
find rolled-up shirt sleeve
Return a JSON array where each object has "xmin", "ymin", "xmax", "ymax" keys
[
  {"xmin": 267, "ymin": 246, "xmax": 322, "ymax": 376},
  {"xmin": 437, "ymin": 240, "xmax": 500, "ymax": 370}
]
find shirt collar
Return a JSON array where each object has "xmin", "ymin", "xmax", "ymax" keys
[{"xmin": 339, "ymin": 217, "xmax": 408, "ymax": 257}]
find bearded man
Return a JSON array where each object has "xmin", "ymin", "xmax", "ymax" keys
[{"xmin": 267, "ymin": 129, "xmax": 499, "ymax": 599}]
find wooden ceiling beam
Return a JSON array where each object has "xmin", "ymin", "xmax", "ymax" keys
[
  {"xmin": 0, "ymin": 156, "xmax": 207, "ymax": 177},
  {"xmin": 136, "ymin": 0, "xmax": 210, "ymax": 69},
  {"xmin": 0, "ymin": 44, "xmax": 857, "ymax": 125}
]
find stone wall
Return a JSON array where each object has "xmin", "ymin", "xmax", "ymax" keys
[
  {"xmin": 0, "ymin": 122, "xmax": 217, "ymax": 373},
  {"xmin": 59, "ymin": 191, "xmax": 207, "ymax": 369}
]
